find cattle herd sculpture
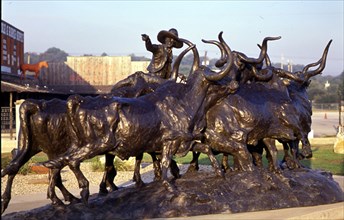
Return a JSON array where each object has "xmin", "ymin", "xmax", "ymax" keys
[{"xmin": 1, "ymin": 30, "xmax": 337, "ymax": 215}]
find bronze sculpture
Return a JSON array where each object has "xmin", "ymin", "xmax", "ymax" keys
[
  {"xmin": 142, "ymin": 28, "xmax": 183, "ymax": 79},
  {"xmin": 1, "ymin": 29, "xmax": 339, "ymax": 217}
]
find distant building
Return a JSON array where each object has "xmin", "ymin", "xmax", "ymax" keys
[
  {"xmin": 44, "ymin": 56, "xmax": 150, "ymax": 93},
  {"xmin": 1, "ymin": 20, "xmax": 24, "ymax": 76},
  {"xmin": 0, "ymin": 22, "xmax": 149, "ymax": 136}
]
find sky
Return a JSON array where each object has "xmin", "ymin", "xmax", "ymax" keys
[{"xmin": 2, "ymin": 0, "xmax": 343, "ymax": 76}]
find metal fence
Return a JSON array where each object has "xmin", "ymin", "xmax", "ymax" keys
[
  {"xmin": 312, "ymin": 103, "xmax": 341, "ymax": 111},
  {"xmin": 1, "ymin": 107, "xmax": 15, "ymax": 133}
]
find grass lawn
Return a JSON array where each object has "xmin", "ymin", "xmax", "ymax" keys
[
  {"xmin": 144, "ymin": 137, "xmax": 344, "ymax": 175},
  {"xmin": 2, "ymin": 137, "xmax": 343, "ymax": 175}
]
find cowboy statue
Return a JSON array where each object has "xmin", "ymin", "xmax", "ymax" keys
[{"xmin": 142, "ymin": 28, "xmax": 183, "ymax": 79}]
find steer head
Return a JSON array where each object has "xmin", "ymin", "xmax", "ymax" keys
[
  {"xmin": 171, "ymin": 32, "xmax": 234, "ymax": 87},
  {"xmin": 273, "ymin": 40, "xmax": 332, "ymax": 86},
  {"xmin": 203, "ymin": 34, "xmax": 281, "ymax": 90}
]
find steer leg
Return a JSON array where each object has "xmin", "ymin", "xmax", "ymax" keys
[
  {"xmin": 262, "ymin": 138, "xmax": 280, "ymax": 173},
  {"xmin": 54, "ymin": 170, "xmax": 80, "ymax": 204},
  {"xmin": 69, "ymin": 162, "xmax": 89, "ymax": 206},
  {"xmin": 225, "ymin": 140, "xmax": 254, "ymax": 172},
  {"xmin": 99, "ymin": 153, "xmax": 118, "ymax": 195},
  {"xmin": 289, "ymin": 141, "xmax": 305, "ymax": 168},
  {"xmin": 151, "ymin": 152, "xmax": 162, "ymax": 181},
  {"xmin": 247, "ymin": 144, "xmax": 263, "ymax": 168},
  {"xmin": 300, "ymin": 137, "xmax": 312, "ymax": 158},
  {"xmin": 221, "ymin": 153, "xmax": 231, "ymax": 172},
  {"xmin": 161, "ymin": 142, "xmax": 176, "ymax": 192},
  {"xmin": 187, "ymin": 151, "xmax": 200, "ymax": 173},
  {"xmin": 1, "ymin": 147, "xmax": 40, "ymax": 214},
  {"xmin": 47, "ymin": 168, "xmax": 65, "ymax": 207},
  {"xmin": 192, "ymin": 143, "xmax": 224, "ymax": 178},
  {"xmin": 133, "ymin": 153, "xmax": 145, "ymax": 187}
]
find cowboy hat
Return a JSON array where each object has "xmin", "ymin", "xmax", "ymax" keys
[{"xmin": 157, "ymin": 28, "xmax": 183, "ymax": 48}]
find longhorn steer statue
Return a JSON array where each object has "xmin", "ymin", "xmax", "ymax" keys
[
  {"xmin": 40, "ymin": 34, "xmax": 236, "ymax": 205},
  {"xmin": 1, "ymin": 72, "xmax": 178, "ymax": 213},
  {"xmin": 1, "ymin": 99, "xmax": 82, "ymax": 213},
  {"xmin": 201, "ymin": 38, "xmax": 332, "ymax": 172}
]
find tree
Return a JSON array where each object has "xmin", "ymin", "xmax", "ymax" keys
[
  {"xmin": 129, "ymin": 53, "xmax": 150, "ymax": 61},
  {"xmin": 24, "ymin": 47, "xmax": 68, "ymax": 63},
  {"xmin": 40, "ymin": 47, "xmax": 68, "ymax": 62},
  {"xmin": 101, "ymin": 52, "xmax": 108, "ymax": 56}
]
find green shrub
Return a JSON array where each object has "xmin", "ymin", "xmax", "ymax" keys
[
  {"xmin": 91, "ymin": 156, "xmax": 104, "ymax": 172},
  {"xmin": 1, "ymin": 156, "xmax": 11, "ymax": 170},
  {"xmin": 114, "ymin": 157, "xmax": 135, "ymax": 171},
  {"xmin": 18, "ymin": 162, "xmax": 31, "ymax": 175},
  {"xmin": 1, "ymin": 152, "xmax": 48, "ymax": 175}
]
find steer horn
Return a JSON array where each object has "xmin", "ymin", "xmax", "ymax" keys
[
  {"xmin": 237, "ymin": 36, "xmax": 281, "ymax": 64},
  {"xmin": 202, "ymin": 32, "xmax": 226, "ymax": 68},
  {"xmin": 302, "ymin": 39, "xmax": 332, "ymax": 81},
  {"xmin": 273, "ymin": 40, "xmax": 332, "ymax": 83},
  {"xmin": 171, "ymin": 42, "xmax": 196, "ymax": 81},
  {"xmin": 202, "ymin": 32, "xmax": 234, "ymax": 81}
]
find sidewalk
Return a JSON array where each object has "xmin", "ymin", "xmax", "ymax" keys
[{"xmin": 1, "ymin": 133, "xmax": 17, "ymax": 153}]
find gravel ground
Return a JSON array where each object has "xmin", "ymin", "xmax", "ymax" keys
[{"xmin": 1, "ymin": 163, "xmax": 213, "ymax": 196}]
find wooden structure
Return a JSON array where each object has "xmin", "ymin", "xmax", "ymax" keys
[{"xmin": 44, "ymin": 56, "xmax": 149, "ymax": 86}]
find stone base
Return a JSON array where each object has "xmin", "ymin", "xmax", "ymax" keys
[{"xmin": 2, "ymin": 169, "xmax": 343, "ymax": 219}]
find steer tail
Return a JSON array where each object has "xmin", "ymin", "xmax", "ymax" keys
[{"xmin": 1, "ymin": 100, "xmax": 40, "ymax": 177}]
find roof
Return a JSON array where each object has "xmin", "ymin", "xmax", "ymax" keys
[
  {"xmin": 1, "ymin": 72, "xmax": 117, "ymax": 95},
  {"xmin": 1, "ymin": 81, "xmax": 52, "ymax": 93}
]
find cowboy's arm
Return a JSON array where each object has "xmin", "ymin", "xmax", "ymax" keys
[{"xmin": 142, "ymin": 34, "xmax": 158, "ymax": 52}]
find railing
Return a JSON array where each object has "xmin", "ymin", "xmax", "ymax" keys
[
  {"xmin": 312, "ymin": 103, "xmax": 342, "ymax": 111},
  {"xmin": 1, "ymin": 107, "xmax": 15, "ymax": 133}
]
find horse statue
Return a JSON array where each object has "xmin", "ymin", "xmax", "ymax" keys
[{"xmin": 19, "ymin": 61, "xmax": 49, "ymax": 80}]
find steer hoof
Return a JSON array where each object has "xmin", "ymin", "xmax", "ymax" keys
[
  {"xmin": 135, "ymin": 180, "xmax": 145, "ymax": 188},
  {"xmin": 51, "ymin": 199, "xmax": 65, "ymax": 208},
  {"xmin": 163, "ymin": 180, "xmax": 176, "ymax": 193},
  {"xmin": 80, "ymin": 189, "xmax": 90, "ymax": 206},
  {"xmin": 1, "ymin": 199, "xmax": 9, "ymax": 214},
  {"xmin": 186, "ymin": 164, "xmax": 199, "ymax": 173},
  {"xmin": 215, "ymin": 169, "xmax": 225, "ymax": 179}
]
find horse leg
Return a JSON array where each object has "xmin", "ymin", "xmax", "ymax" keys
[
  {"xmin": 68, "ymin": 162, "xmax": 89, "ymax": 206},
  {"xmin": 34, "ymin": 68, "xmax": 41, "ymax": 79},
  {"xmin": 99, "ymin": 153, "xmax": 117, "ymax": 195},
  {"xmin": 192, "ymin": 142, "xmax": 224, "ymax": 178},
  {"xmin": 186, "ymin": 151, "xmax": 200, "ymax": 173}
]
